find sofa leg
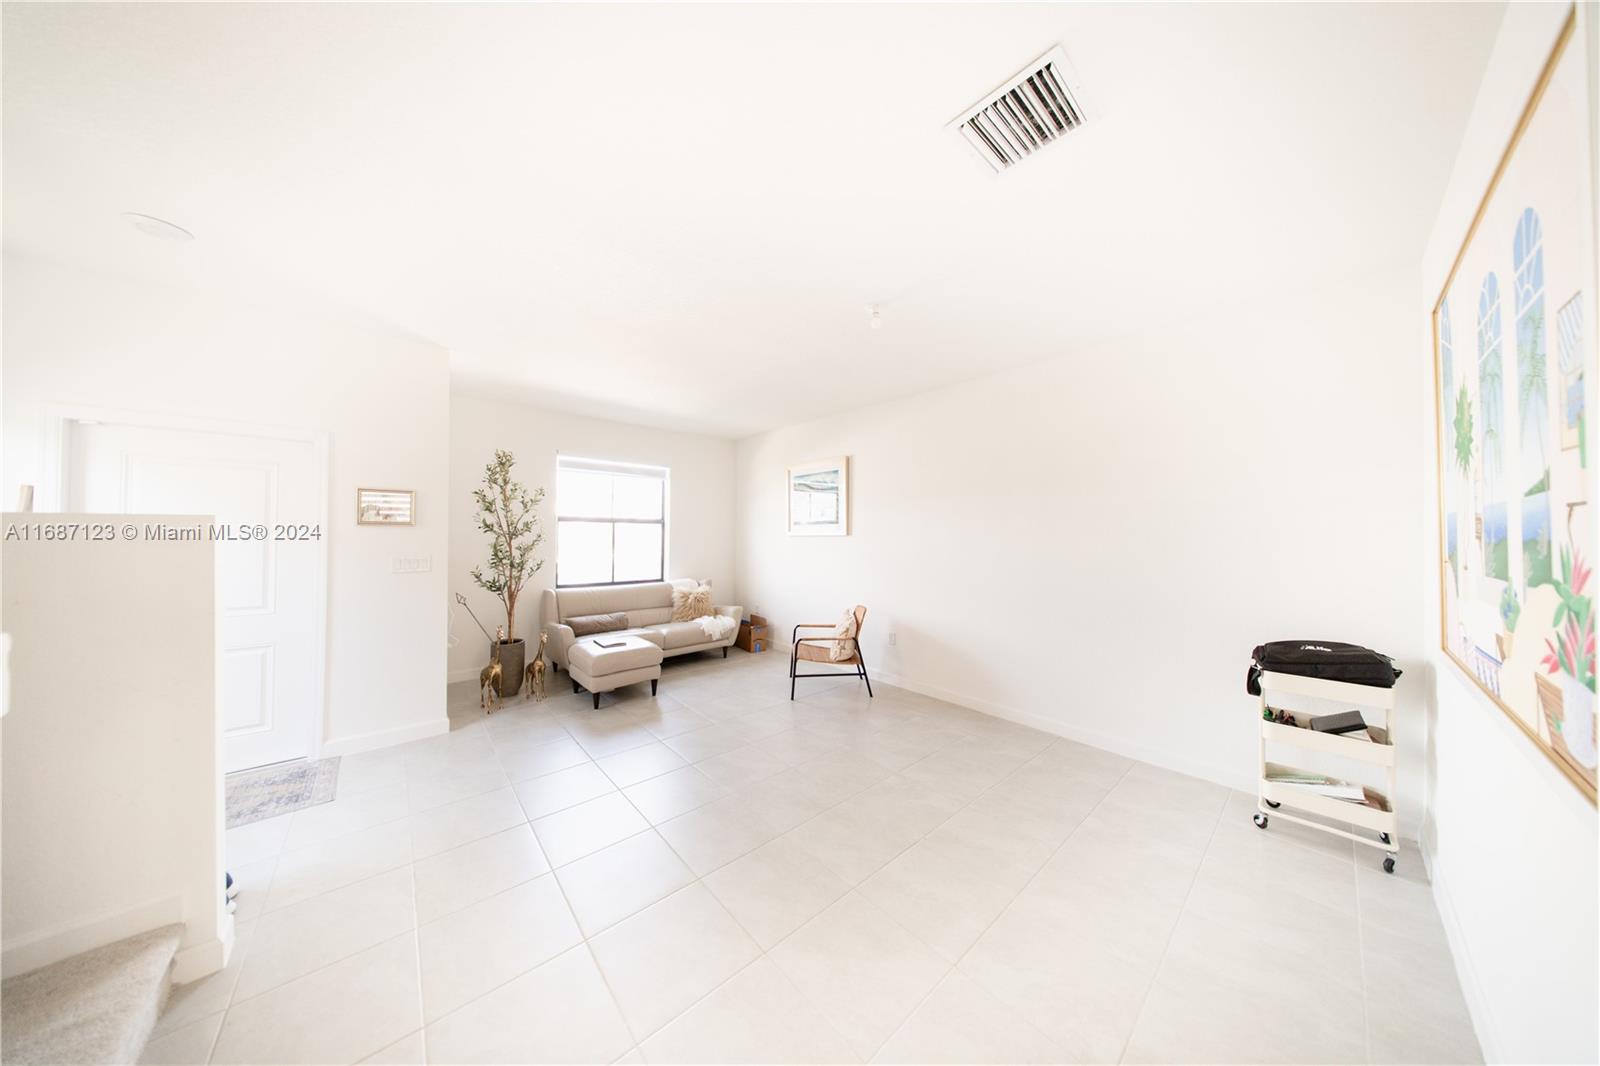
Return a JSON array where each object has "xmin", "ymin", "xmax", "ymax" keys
[
  {"xmin": 573, "ymin": 679, "xmax": 579, "ymax": 694},
  {"xmin": 723, "ymin": 646, "xmax": 728, "ymax": 659},
  {"xmin": 650, "ymin": 679, "xmax": 658, "ymax": 696},
  {"xmin": 592, "ymin": 691, "xmax": 600, "ymax": 710}
]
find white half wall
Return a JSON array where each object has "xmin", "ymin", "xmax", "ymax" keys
[
  {"xmin": 735, "ymin": 263, "xmax": 1430, "ymax": 832},
  {"xmin": 2, "ymin": 514, "xmax": 225, "ymax": 980},
  {"xmin": 1, "ymin": 254, "xmax": 452, "ymax": 754},
  {"xmin": 448, "ymin": 392, "xmax": 736, "ymax": 681},
  {"xmin": 1418, "ymin": 4, "xmax": 1598, "ymax": 1063}
]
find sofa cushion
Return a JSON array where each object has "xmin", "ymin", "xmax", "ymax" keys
[
  {"xmin": 654, "ymin": 621, "xmax": 717, "ymax": 650},
  {"xmin": 566, "ymin": 612, "xmax": 628, "ymax": 637},
  {"xmin": 629, "ymin": 607, "xmax": 674, "ymax": 627},
  {"xmin": 619, "ymin": 627, "xmax": 667, "ymax": 648},
  {"xmin": 554, "ymin": 582, "xmax": 673, "ymax": 620}
]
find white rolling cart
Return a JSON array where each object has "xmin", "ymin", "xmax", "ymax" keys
[{"xmin": 1254, "ymin": 670, "xmax": 1399, "ymax": 872}]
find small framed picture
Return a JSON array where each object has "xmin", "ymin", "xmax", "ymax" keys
[
  {"xmin": 787, "ymin": 457, "xmax": 848, "ymax": 536},
  {"xmin": 356, "ymin": 488, "xmax": 415, "ymax": 525}
]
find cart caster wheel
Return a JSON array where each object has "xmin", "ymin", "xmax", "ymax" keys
[
  {"xmin": 1383, "ymin": 855, "xmax": 1396, "ymax": 874},
  {"xmin": 1264, "ymin": 800, "xmax": 1281, "ymax": 809},
  {"xmin": 1253, "ymin": 813, "xmax": 1269, "ymax": 829},
  {"xmin": 1379, "ymin": 832, "xmax": 1391, "ymax": 845}
]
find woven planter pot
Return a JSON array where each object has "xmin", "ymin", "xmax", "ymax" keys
[{"xmin": 495, "ymin": 638, "xmax": 525, "ymax": 699}]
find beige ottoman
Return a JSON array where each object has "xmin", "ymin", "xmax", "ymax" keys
[{"xmin": 567, "ymin": 634, "xmax": 664, "ymax": 709}]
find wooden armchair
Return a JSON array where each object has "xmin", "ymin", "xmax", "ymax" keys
[{"xmin": 789, "ymin": 606, "xmax": 873, "ymax": 700}]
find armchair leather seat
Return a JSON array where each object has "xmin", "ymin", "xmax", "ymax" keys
[{"xmin": 795, "ymin": 641, "xmax": 858, "ymax": 665}]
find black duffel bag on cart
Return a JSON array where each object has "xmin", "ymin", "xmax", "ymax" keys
[{"xmin": 1245, "ymin": 640, "xmax": 1401, "ymax": 696}]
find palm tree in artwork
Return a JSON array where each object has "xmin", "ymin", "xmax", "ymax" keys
[
  {"xmin": 1482, "ymin": 353, "xmax": 1503, "ymax": 474},
  {"xmin": 1453, "ymin": 385, "xmax": 1474, "ymax": 476},
  {"xmin": 1519, "ymin": 308, "xmax": 1548, "ymax": 472}
]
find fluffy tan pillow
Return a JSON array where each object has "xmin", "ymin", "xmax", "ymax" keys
[
  {"xmin": 830, "ymin": 608, "xmax": 859, "ymax": 662},
  {"xmin": 671, "ymin": 582, "xmax": 714, "ymax": 622}
]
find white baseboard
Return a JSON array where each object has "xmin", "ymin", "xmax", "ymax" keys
[
  {"xmin": 1426, "ymin": 847, "xmax": 1502, "ymax": 1063},
  {"xmin": 871, "ymin": 666, "xmax": 1423, "ymax": 839},
  {"xmin": 171, "ymin": 929, "xmax": 228, "ymax": 985},
  {"xmin": 872, "ymin": 668, "xmax": 1259, "ymax": 797},
  {"xmin": 320, "ymin": 717, "xmax": 449, "ymax": 758},
  {"xmin": 2, "ymin": 895, "xmax": 186, "ymax": 978}
]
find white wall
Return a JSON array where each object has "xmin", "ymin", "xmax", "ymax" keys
[
  {"xmin": 2, "ymin": 515, "xmax": 225, "ymax": 982},
  {"xmin": 1418, "ymin": 4, "xmax": 1599, "ymax": 1063},
  {"xmin": 735, "ymin": 262, "xmax": 1431, "ymax": 830},
  {"xmin": 448, "ymin": 392, "xmax": 736, "ymax": 681},
  {"xmin": 2, "ymin": 254, "xmax": 452, "ymax": 754}
]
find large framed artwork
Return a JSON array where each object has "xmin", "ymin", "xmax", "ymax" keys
[
  {"xmin": 787, "ymin": 456, "xmax": 849, "ymax": 536},
  {"xmin": 1433, "ymin": 9, "xmax": 1598, "ymax": 803}
]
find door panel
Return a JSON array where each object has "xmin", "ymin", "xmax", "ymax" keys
[
  {"xmin": 127, "ymin": 456, "xmax": 278, "ymax": 612},
  {"xmin": 220, "ymin": 645, "xmax": 275, "ymax": 736},
  {"xmin": 67, "ymin": 421, "xmax": 322, "ymax": 771}
]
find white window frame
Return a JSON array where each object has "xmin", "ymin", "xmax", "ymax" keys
[{"xmin": 555, "ymin": 454, "xmax": 670, "ymax": 588}]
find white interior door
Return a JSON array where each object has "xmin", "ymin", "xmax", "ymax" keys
[{"xmin": 67, "ymin": 420, "xmax": 323, "ymax": 772}]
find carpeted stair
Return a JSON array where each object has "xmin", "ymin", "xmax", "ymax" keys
[{"xmin": 1, "ymin": 924, "xmax": 183, "ymax": 1065}]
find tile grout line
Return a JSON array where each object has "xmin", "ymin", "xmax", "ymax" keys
[
  {"xmin": 205, "ymin": 872, "xmax": 266, "ymax": 1064},
  {"xmin": 544, "ymin": 676, "xmax": 961, "ymax": 1057},
  {"xmin": 522, "ymin": 673, "xmax": 808, "ymax": 1008},
  {"xmin": 247, "ymin": 663, "xmax": 1450, "ymax": 1064},
  {"xmin": 215, "ymin": 666, "xmax": 994, "ymax": 1062},
  {"xmin": 205, "ymin": 661, "xmax": 748, "ymax": 1056},
  {"xmin": 407, "ymin": 741, "xmax": 429, "ymax": 1066},
  {"xmin": 592, "ymin": 677, "xmax": 922, "ymax": 1060},
  {"xmin": 541, "ymin": 835, "xmax": 645, "ymax": 1054},
  {"xmin": 1355, "ymin": 858, "xmax": 1374, "ymax": 1065},
  {"xmin": 1111, "ymin": 787, "xmax": 1231, "ymax": 1066},
  {"xmin": 443, "ymin": 672, "xmax": 808, "ymax": 1049},
  {"xmin": 866, "ymin": 753, "xmax": 1139, "ymax": 1062}
]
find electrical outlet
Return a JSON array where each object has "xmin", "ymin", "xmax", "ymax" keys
[
  {"xmin": 393, "ymin": 555, "xmax": 433, "ymax": 574},
  {"xmin": 888, "ymin": 631, "xmax": 897, "ymax": 646}
]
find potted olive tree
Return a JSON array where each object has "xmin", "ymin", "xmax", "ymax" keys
[{"xmin": 471, "ymin": 450, "xmax": 546, "ymax": 697}]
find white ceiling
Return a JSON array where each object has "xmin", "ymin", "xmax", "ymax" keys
[{"xmin": 3, "ymin": 2, "xmax": 1505, "ymax": 437}]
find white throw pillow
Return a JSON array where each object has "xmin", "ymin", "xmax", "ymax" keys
[{"xmin": 830, "ymin": 608, "xmax": 858, "ymax": 662}]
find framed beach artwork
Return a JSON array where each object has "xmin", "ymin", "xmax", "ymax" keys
[
  {"xmin": 1433, "ymin": 10, "xmax": 1597, "ymax": 803},
  {"xmin": 787, "ymin": 456, "xmax": 849, "ymax": 536}
]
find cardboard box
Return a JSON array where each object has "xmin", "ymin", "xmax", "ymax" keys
[{"xmin": 737, "ymin": 613, "xmax": 769, "ymax": 653}]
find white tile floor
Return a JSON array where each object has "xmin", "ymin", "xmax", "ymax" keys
[{"xmin": 147, "ymin": 651, "xmax": 1482, "ymax": 1065}]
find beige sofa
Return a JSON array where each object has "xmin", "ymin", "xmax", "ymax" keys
[{"xmin": 539, "ymin": 581, "xmax": 743, "ymax": 672}]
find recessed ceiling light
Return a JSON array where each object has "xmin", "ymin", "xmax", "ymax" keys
[
  {"xmin": 123, "ymin": 213, "xmax": 195, "ymax": 242},
  {"xmin": 867, "ymin": 304, "xmax": 883, "ymax": 330}
]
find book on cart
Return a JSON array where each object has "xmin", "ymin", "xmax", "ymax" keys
[
  {"xmin": 1264, "ymin": 705, "xmax": 1391, "ymax": 747},
  {"xmin": 1263, "ymin": 762, "xmax": 1365, "ymax": 801}
]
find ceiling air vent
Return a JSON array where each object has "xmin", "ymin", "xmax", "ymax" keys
[{"xmin": 950, "ymin": 46, "xmax": 1089, "ymax": 173}]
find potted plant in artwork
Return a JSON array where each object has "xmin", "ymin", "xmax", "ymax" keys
[
  {"xmin": 1539, "ymin": 546, "xmax": 1596, "ymax": 773},
  {"xmin": 471, "ymin": 450, "xmax": 546, "ymax": 698},
  {"xmin": 1497, "ymin": 585, "xmax": 1521, "ymax": 660}
]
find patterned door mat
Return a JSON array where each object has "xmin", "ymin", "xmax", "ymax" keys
[{"xmin": 225, "ymin": 757, "xmax": 341, "ymax": 829}]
